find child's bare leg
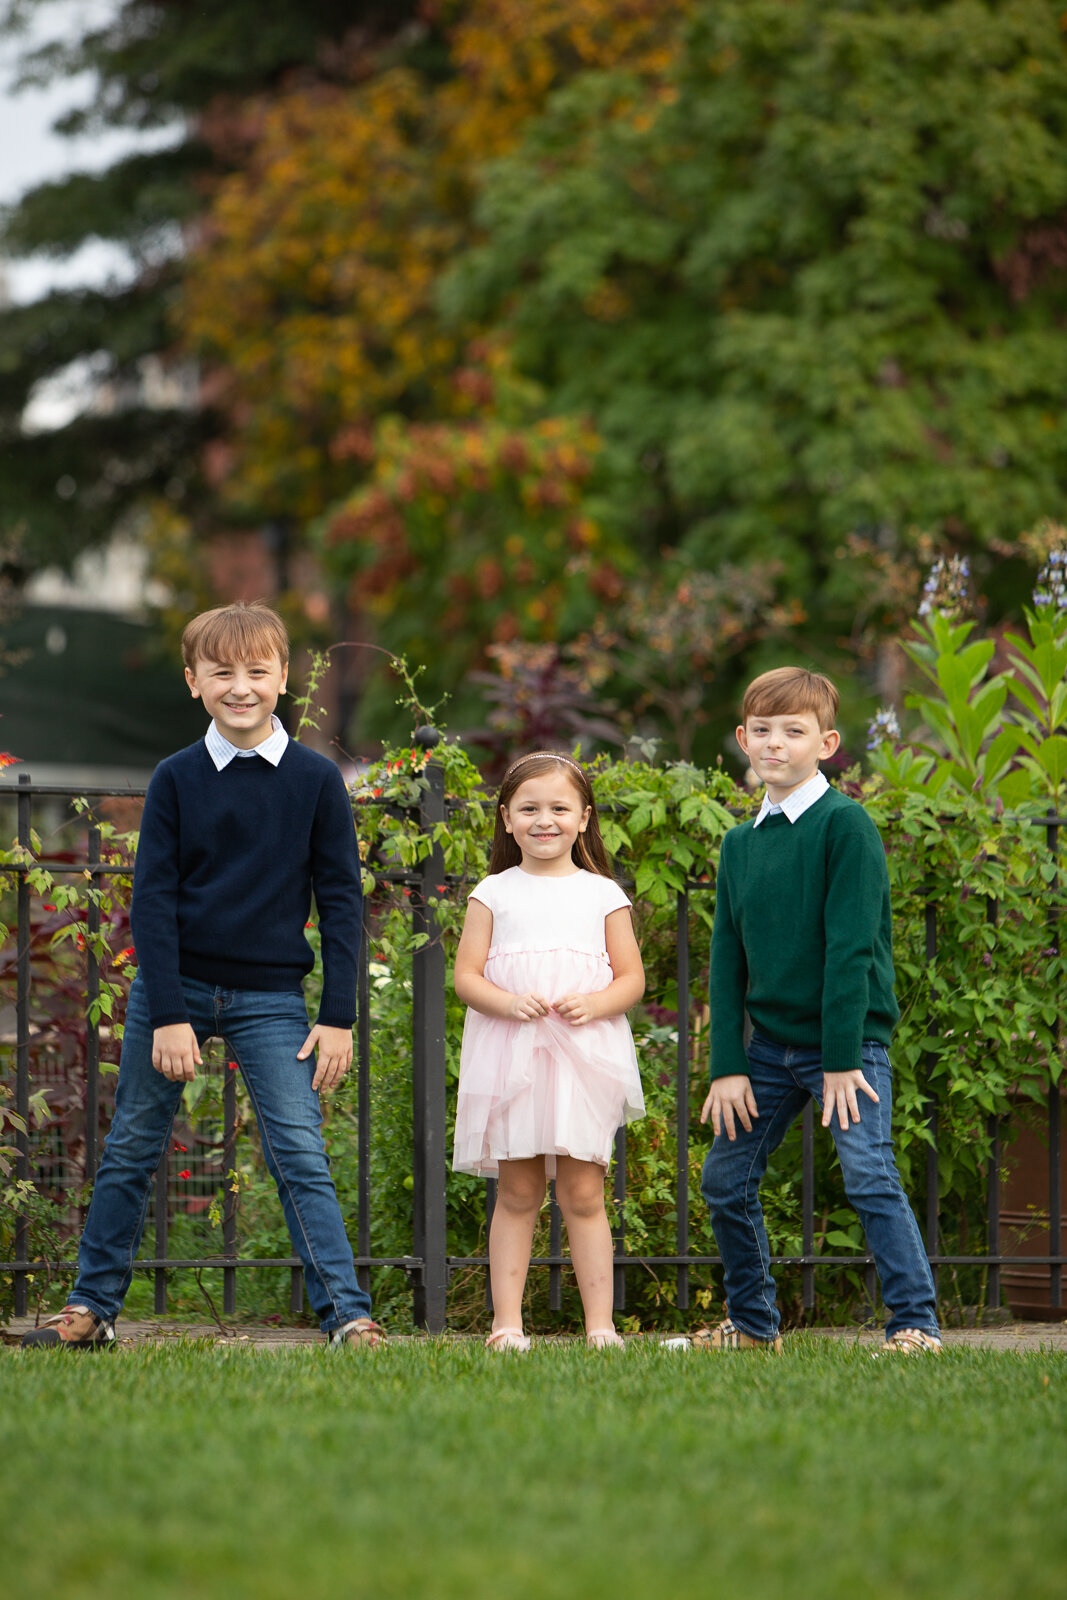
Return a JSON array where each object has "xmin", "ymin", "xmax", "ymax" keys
[
  {"xmin": 489, "ymin": 1157, "xmax": 546, "ymax": 1332},
  {"xmin": 554, "ymin": 1155, "xmax": 615, "ymax": 1334}
]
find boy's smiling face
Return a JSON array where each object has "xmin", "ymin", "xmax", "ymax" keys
[
  {"xmin": 185, "ymin": 652, "xmax": 287, "ymax": 749},
  {"xmin": 736, "ymin": 709, "xmax": 840, "ymax": 803}
]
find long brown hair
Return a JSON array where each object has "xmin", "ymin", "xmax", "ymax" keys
[{"xmin": 487, "ymin": 753, "xmax": 615, "ymax": 878}]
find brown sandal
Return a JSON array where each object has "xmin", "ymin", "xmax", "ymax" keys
[
  {"xmin": 331, "ymin": 1317, "xmax": 386, "ymax": 1348},
  {"xmin": 691, "ymin": 1318, "xmax": 782, "ymax": 1353}
]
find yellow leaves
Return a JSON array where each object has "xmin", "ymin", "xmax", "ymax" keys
[{"xmin": 179, "ymin": 1, "xmax": 691, "ymax": 519}]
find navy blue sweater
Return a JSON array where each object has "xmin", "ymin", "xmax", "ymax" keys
[{"xmin": 130, "ymin": 739, "xmax": 363, "ymax": 1030}]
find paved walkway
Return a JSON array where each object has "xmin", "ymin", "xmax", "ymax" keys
[{"xmin": 6, "ymin": 1316, "xmax": 1067, "ymax": 1352}]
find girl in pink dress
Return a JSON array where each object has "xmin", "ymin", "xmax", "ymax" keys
[{"xmin": 453, "ymin": 752, "xmax": 645, "ymax": 1351}]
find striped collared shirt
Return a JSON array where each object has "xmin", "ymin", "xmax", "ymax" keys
[{"xmin": 205, "ymin": 713, "xmax": 289, "ymax": 771}]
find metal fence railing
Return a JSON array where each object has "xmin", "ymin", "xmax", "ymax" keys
[{"xmin": 2, "ymin": 764, "xmax": 1063, "ymax": 1331}]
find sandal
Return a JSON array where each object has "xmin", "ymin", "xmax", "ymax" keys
[
  {"xmin": 586, "ymin": 1328, "xmax": 625, "ymax": 1349},
  {"xmin": 20, "ymin": 1306, "xmax": 116, "ymax": 1351},
  {"xmin": 691, "ymin": 1318, "xmax": 782, "ymax": 1353},
  {"xmin": 878, "ymin": 1328, "xmax": 942, "ymax": 1356},
  {"xmin": 485, "ymin": 1327, "xmax": 531, "ymax": 1353},
  {"xmin": 330, "ymin": 1317, "xmax": 386, "ymax": 1348}
]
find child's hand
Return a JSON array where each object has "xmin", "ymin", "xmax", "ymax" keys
[
  {"xmin": 299, "ymin": 1024, "xmax": 353, "ymax": 1092},
  {"xmin": 152, "ymin": 1023, "xmax": 203, "ymax": 1082},
  {"xmin": 553, "ymin": 992, "xmax": 601, "ymax": 1026},
  {"xmin": 700, "ymin": 1075, "xmax": 758, "ymax": 1141},
  {"xmin": 508, "ymin": 992, "xmax": 551, "ymax": 1022},
  {"xmin": 821, "ymin": 1069, "xmax": 879, "ymax": 1131}
]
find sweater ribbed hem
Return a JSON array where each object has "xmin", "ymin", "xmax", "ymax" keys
[{"xmin": 179, "ymin": 954, "xmax": 308, "ymax": 993}]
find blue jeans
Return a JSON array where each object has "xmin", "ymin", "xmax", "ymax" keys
[
  {"xmin": 700, "ymin": 1030, "xmax": 939, "ymax": 1342},
  {"xmin": 72, "ymin": 976, "xmax": 372, "ymax": 1334}
]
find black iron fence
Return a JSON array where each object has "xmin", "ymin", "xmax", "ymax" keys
[{"xmin": 2, "ymin": 766, "xmax": 1063, "ymax": 1331}]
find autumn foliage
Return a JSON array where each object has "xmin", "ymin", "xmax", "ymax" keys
[
  {"xmin": 180, "ymin": 0, "xmax": 1067, "ymax": 749},
  {"xmin": 179, "ymin": 0, "xmax": 692, "ymax": 732}
]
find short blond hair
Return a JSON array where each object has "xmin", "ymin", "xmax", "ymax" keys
[
  {"xmin": 742, "ymin": 667, "xmax": 839, "ymax": 731},
  {"xmin": 181, "ymin": 602, "xmax": 289, "ymax": 671}
]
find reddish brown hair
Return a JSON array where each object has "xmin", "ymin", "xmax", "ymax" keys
[
  {"xmin": 742, "ymin": 667, "xmax": 839, "ymax": 731},
  {"xmin": 488, "ymin": 753, "xmax": 614, "ymax": 878},
  {"xmin": 181, "ymin": 602, "xmax": 289, "ymax": 671}
]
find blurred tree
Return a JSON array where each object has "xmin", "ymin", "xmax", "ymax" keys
[
  {"xmin": 178, "ymin": 0, "xmax": 687, "ymax": 741},
  {"xmin": 181, "ymin": 0, "xmax": 682, "ymax": 523},
  {"xmin": 444, "ymin": 0, "xmax": 1067, "ymax": 626},
  {"xmin": 0, "ymin": 0, "xmax": 423, "ymax": 577},
  {"xmin": 573, "ymin": 563, "xmax": 804, "ymax": 761},
  {"xmin": 319, "ymin": 385, "xmax": 633, "ymax": 735}
]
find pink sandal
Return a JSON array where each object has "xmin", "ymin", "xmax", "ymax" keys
[
  {"xmin": 586, "ymin": 1328, "xmax": 625, "ymax": 1349},
  {"xmin": 485, "ymin": 1327, "xmax": 531, "ymax": 1353}
]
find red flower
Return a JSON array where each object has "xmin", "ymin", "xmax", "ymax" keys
[
  {"xmin": 0, "ymin": 752, "xmax": 20, "ymax": 770},
  {"xmin": 372, "ymin": 787, "xmax": 383, "ymax": 798},
  {"xmin": 305, "ymin": 921, "xmax": 315, "ymax": 929},
  {"xmin": 178, "ymin": 1169, "xmax": 191, "ymax": 1180},
  {"xmin": 435, "ymin": 884, "xmax": 447, "ymax": 893},
  {"xmin": 43, "ymin": 904, "xmax": 57, "ymax": 913},
  {"xmin": 114, "ymin": 947, "xmax": 135, "ymax": 964},
  {"xmin": 227, "ymin": 1060, "xmax": 238, "ymax": 1072}
]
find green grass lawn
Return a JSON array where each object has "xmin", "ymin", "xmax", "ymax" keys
[{"xmin": 2, "ymin": 1337, "xmax": 1065, "ymax": 1600}]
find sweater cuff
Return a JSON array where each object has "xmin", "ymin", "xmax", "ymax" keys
[
  {"xmin": 821, "ymin": 1036, "xmax": 862, "ymax": 1073},
  {"xmin": 315, "ymin": 1008, "xmax": 356, "ymax": 1032},
  {"xmin": 148, "ymin": 1004, "xmax": 191, "ymax": 1029},
  {"xmin": 142, "ymin": 979, "xmax": 190, "ymax": 1030},
  {"xmin": 708, "ymin": 1039, "xmax": 751, "ymax": 1081}
]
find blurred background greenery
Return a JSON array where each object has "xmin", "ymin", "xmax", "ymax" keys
[{"xmin": 1, "ymin": 0, "xmax": 1066, "ymax": 775}]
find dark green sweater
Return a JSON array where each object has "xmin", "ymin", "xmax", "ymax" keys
[{"xmin": 709, "ymin": 787, "xmax": 899, "ymax": 1080}]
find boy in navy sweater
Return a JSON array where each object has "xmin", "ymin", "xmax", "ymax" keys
[
  {"xmin": 697, "ymin": 667, "xmax": 940, "ymax": 1355},
  {"xmin": 24, "ymin": 602, "xmax": 383, "ymax": 1348}
]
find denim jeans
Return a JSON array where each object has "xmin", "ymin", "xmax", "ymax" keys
[
  {"xmin": 72, "ymin": 975, "xmax": 372, "ymax": 1333},
  {"xmin": 700, "ymin": 1029, "xmax": 939, "ymax": 1342}
]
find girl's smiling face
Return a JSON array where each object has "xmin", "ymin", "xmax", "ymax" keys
[{"xmin": 501, "ymin": 769, "xmax": 592, "ymax": 875}]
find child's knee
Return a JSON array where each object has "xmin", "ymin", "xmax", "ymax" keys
[
  {"xmin": 555, "ymin": 1166, "xmax": 607, "ymax": 1221},
  {"xmin": 495, "ymin": 1170, "xmax": 546, "ymax": 1216}
]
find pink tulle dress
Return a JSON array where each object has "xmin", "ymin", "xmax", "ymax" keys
[{"xmin": 452, "ymin": 866, "xmax": 645, "ymax": 1177}]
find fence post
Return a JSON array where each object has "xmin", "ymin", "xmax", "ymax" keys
[
  {"xmin": 85, "ymin": 825, "xmax": 101, "ymax": 1185},
  {"xmin": 1047, "ymin": 808, "xmax": 1062, "ymax": 1312},
  {"xmin": 410, "ymin": 728, "xmax": 449, "ymax": 1331},
  {"xmin": 675, "ymin": 888, "xmax": 690, "ymax": 1311},
  {"xmin": 924, "ymin": 899, "xmax": 940, "ymax": 1293},
  {"xmin": 14, "ymin": 773, "xmax": 32, "ymax": 1314}
]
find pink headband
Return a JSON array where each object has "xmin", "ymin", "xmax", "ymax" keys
[{"xmin": 504, "ymin": 751, "xmax": 587, "ymax": 781}]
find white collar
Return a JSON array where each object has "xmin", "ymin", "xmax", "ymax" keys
[
  {"xmin": 205, "ymin": 713, "xmax": 289, "ymax": 771},
  {"xmin": 753, "ymin": 769, "xmax": 829, "ymax": 827}
]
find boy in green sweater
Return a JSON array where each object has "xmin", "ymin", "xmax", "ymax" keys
[{"xmin": 698, "ymin": 667, "xmax": 940, "ymax": 1353}]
